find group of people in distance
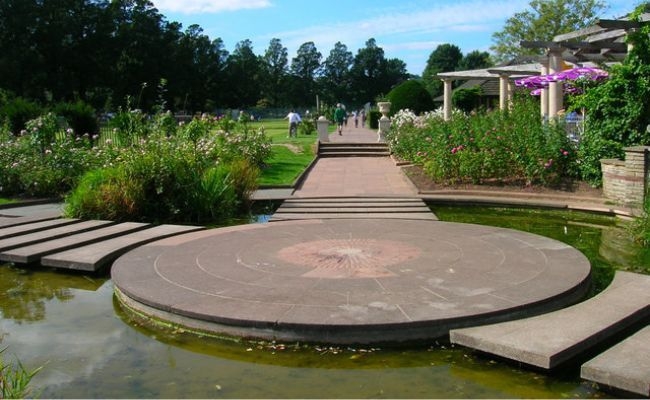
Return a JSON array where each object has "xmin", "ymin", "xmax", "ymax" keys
[{"xmin": 285, "ymin": 103, "xmax": 366, "ymax": 138}]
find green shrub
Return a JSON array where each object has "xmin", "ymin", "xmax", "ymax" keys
[
  {"xmin": 386, "ymin": 80, "xmax": 435, "ymax": 116},
  {"xmin": 108, "ymin": 105, "xmax": 150, "ymax": 146},
  {"xmin": 387, "ymin": 98, "xmax": 577, "ymax": 187},
  {"xmin": 368, "ymin": 110, "xmax": 381, "ymax": 129},
  {"xmin": 64, "ymin": 167, "xmax": 143, "ymax": 221},
  {"xmin": 571, "ymin": 5, "xmax": 650, "ymax": 186},
  {"xmin": 452, "ymin": 86, "xmax": 482, "ymax": 113},
  {"xmin": 54, "ymin": 100, "xmax": 99, "ymax": 136},
  {"xmin": 0, "ymin": 97, "xmax": 42, "ymax": 134}
]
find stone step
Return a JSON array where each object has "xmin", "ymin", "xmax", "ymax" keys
[
  {"xmin": 318, "ymin": 151, "xmax": 391, "ymax": 157},
  {"xmin": 281, "ymin": 201, "xmax": 427, "ymax": 208},
  {"xmin": 0, "ymin": 210, "xmax": 62, "ymax": 228},
  {"xmin": 318, "ymin": 142, "xmax": 390, "ymax": 157},
  {"xmin": 581, "ymin": 325, "xmax": 650, "ymax": 397},
  {"xmin": 276, "ymin": 206, "xmax": 432, "ymax": 213},
  {"xmin": 449, "ymin": 271, "xmax": 650, "ymax": 369},
  {"xmin": 319, "ymin": 142, "xmax": 388, "ymax": 148},
  {"xmin": 0, "ymin": 218, "xmax": 80, "ymax": 239},
  {"xmin": 41, "ymin": 224, "xmax": 204, "ymax": 272},
  {"xmin": 286, "ymin": 197, "xmax": 421, "ymax": 203},
  {"xmin": 270, "ymin": 212, "xmax": 437, "ymax": 221},
  {"xmin": 271, "ymin": 197, "xmax": 437, "ymax": 221},
  {"xmin": 0, "ymin": 222, "xmax": 151, "ymax": 264},
  {"xmin": 0, "ymin": 220, "xmax": 114, "ymax": 252}
]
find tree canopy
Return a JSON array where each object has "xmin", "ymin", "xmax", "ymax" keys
[
  {"xmin": 0, "ymin": 1, "xmax": 412, "ymax": 114},
  {"xmin": 490, "ymin": 0, "xmax": 607, "ymax": 62},
  {"xmin": 422, "ymin": 44, "xmax": 494, "ymax": 98}
]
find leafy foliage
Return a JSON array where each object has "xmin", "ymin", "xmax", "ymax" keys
[
  {"xmin": 571, "ymin": 4, "xmax": 650, "ymax": 185},
  {"xmin": 387, "ymin": 98, "xmax": 577, "ymax": 186},
  {"xmin": 452, "ymin": 86, "xmax": 483, "ymax": 113},
  {"xmin": 422, "ymin": 44, "xmax": 463, "ymax": 98},
  {"xmin": 490, "ymin": 0, "xmax": 606, "ymax": 62},
  {"xmin": 0, "ymin": 97, "xmax": 42, "ymax": 134},
  {"xmin": 0, "ymin": 347, "xmax": 42, "ymax": 399},
  {"xmin": 386, "ymin": 80, "xmax": 435, "ymax": 115},
  {"xmin": 53, "ymin": 100, "xmax": 99, "ymax": 137},
  {"xmin": 0, "ymin": 1, "xmax": 413, "ymax": 113}
]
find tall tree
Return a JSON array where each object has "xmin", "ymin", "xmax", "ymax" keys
[
  {"xmin": 290, "ymin": 41, "xmax": 321, "ymax": 107},
  {"xmin": 170, "ymin": 25, "xmax": 228, "ymax": 112},
  {"xmin": 350, "ymin": 38, "xmax": 387, "ymax": 104},
  {"xmin": 383, "ymin": 58, "xmax": 409, "ymax": 93},
  {"xmin": 107, "ymin": 0, "xmax": 174, "ymax": 110},
  {"xmin": 320, "ymin": 41, "xmax": 353, "ymax": 106},
  {"xmin": 261, "ymin": 38, "xmax": 289, "ymax": 107},
  {"xmin": 491, "ymin": 0, "xmax": 606, "ymax": 62},
  {"xmin": 422, "ymin": 44, "xmax": 463, "ymax": 98},
  {"xmin": 224, "ymin": 39, "xmax": 262, "ymax": 108},
  {"xmin": 458, "ymin": 50, "xmax": 493, "ymax": 71}
]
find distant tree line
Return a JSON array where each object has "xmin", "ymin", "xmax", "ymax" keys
[{"xmin": 0, "ymin": 0, "xmax": 410, "ymax": 114}]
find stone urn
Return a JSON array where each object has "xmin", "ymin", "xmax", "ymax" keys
[
  {"xmin": 377, "ymin": 101, "xmax": 391, "ymax": 143},
  {"xmin": 377, "ymin": 101, "xmax": 391, "ymax": 119}
]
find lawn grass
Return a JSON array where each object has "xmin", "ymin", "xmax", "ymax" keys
[
  {"xmin": 252, "ymin": 118, "xmax": 320, "ymax": 187},
  {"xmin": 0, "ymin": 198, "xmax": 15, "ymax": 206}
]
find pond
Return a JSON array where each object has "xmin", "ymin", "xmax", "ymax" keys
[{"xmin": 0, "ymin": 205, "xmax": 648, "ymax": 398}]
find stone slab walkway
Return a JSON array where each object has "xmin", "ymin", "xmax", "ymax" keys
[
  {"xmin": 449, "ymin": 271, "xmax": 650, "ymax": 369},
  {"xmin": 581, "ymin": 325, "xmax": 650, "ymax": 397}
]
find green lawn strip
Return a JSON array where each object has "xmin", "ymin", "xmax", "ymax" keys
[
  {"xmin": 259, "ymin": 143, "xmax": 315, "ymax": 186},
  {"xmin": 0, "ymin": 198, "xmax": 16, "ymax": 206},
  {"xmin": 252, "ymin": 118, "xmax": 319, "ymax": 187}
]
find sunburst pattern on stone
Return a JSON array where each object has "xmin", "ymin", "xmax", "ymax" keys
[{"xmin": 276, "ymin": 238, "xmax": 421, "ymax": 278}]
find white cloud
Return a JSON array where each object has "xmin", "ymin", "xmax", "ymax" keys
[{"xmin": 152, "ymin": 0, "xmax": 272, "ymax": 14}]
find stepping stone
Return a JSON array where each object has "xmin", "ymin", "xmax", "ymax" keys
[
  {"xmin": 0, "ymin": 220, "xmax": 113, "ymax": 252},
  {"xmin": 449, "ymin": 271, "xmax": 650, "ymax": 369},
  {"xmin": 581, "ymin": 325, "xmax": 650, "ymax": 397},
  {"xmin": 0, "ymin": 210, "xmax": 63, "ymax": 228},
  {"xmin": 41, "ymin": 224, "xmax": 204, "ymax": 272},
  {"xmin": 0, "ymin": 222, "xmax": 149, "ymax": 264},
  {"xmin": 0, "ymin": 218, "xmax": 80, "ymax": 239}
]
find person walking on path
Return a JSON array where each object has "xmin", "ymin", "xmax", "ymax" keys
[
  {"xmin": 334, "ymin": 103, "xmax": 346, "ymax": 135},
  {"xmin": 285, "ymin": 109, "xmax": 301, "ymax": 138}
]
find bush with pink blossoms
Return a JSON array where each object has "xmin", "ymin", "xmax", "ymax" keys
[{"xmin": 386, "ymin": 98, "xmax": 578, "ymax": 186}]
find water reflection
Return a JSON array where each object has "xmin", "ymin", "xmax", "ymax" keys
[{"xmin": 0, "ymin": 265, "xmax": 103, "ymax": 323}]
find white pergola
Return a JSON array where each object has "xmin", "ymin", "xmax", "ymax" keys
[
  {"xmin": 434, "ymin": 13, "xmax": 645, "ymax": 121},
  {"xmin": 436, "ymin": 63, "xmax": 541, "ymax": 120}
]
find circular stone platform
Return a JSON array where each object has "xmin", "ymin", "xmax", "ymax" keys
[{"xmin": 111, "ymin": 219, "xmax": 592, "ymax": 344}]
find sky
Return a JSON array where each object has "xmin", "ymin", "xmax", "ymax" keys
[{"xmin": 151, "ymin": 0, "xmax": 635, "ymax": 75}]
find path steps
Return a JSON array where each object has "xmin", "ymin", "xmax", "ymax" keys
[
  {"xmin": 0, "ymin": 220, "xmax": 114, "ymax": 252},
  {"xmin": 581, "ymin": 325, "xmax": 650, "ymax": 397},
  {"xmin": 318, "ymin": 142, "xmax": 390, "ymax": 157},
  {"xmin": 449, "ymin": 270, "xmax": 650, "ymax": 393},
  {"xmin": 0, "ymin": 210, "xmax": 62, "ymax": 228},
  {"xmin": 270, "ymin": 197, "xmax": 437, "ymax": 221},
  {"xmin": 0, "ymin": 218, "xmax": 204, "ymax": 271},
  {"xmin": 41, "ymin": 224, "xmax": 204, "ymax": 271},
  {"xmin": 0, "ymin": 222, "xmax": 150, "ymax": 264}
]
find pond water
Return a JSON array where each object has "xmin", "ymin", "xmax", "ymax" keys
[{"xmin": 0, "ymin": 206, "xmax": 648, "ymax": 398}]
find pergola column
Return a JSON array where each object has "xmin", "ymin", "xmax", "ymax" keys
[
  {"xmin": 499, "ymin": 74, "xmax": 509, "ymax": 110},
  {"xmin": 507, "ymin": 79, "xmax": 515, "ymax": 108},
  {"xmin": 547, "ymin": 49, "xmax": 564, "ymax": 119},
  {"xmin": 539, "ymin": 58, "xmax": 549, "ymax": 119},
  {"xmin": 442, "ymin": 78, "xmax": 452, "ymax": 121}
]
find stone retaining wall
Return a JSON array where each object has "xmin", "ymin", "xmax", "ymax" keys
[{"xmin": 601, "ymin": 146, "xmax": 650, "ymax": 212}]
